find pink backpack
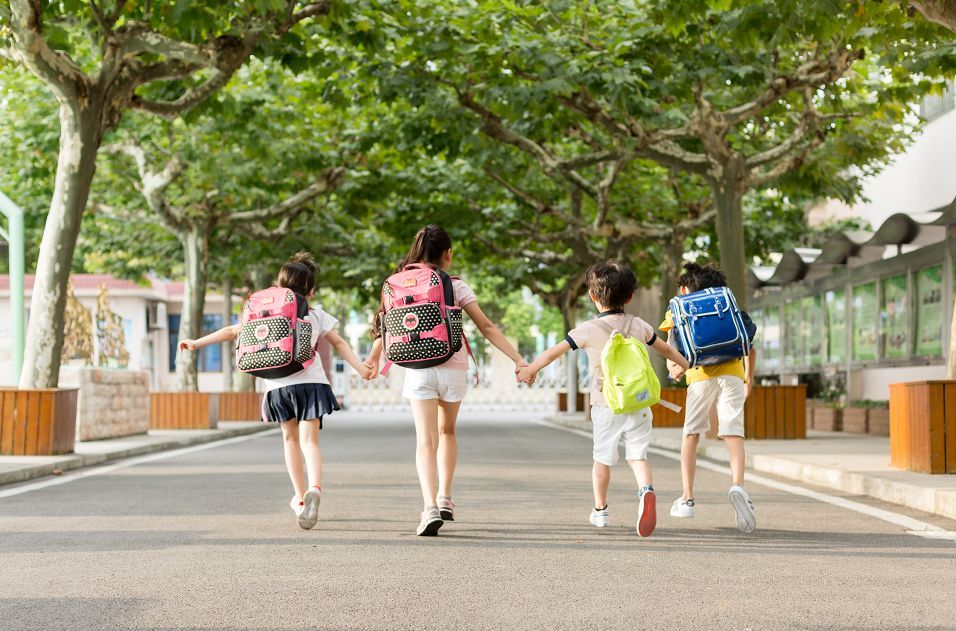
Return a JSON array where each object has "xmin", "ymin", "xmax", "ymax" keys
[
  {"xmin": 379, "ymin": 264, "xmax": 474, "ymax": 374},
  {"xmin": 236, "ymin": 287, "xmax": 316, "ymax": 379}
]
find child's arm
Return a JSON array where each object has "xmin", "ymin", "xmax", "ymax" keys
[
  {"xmin": 463, "ymin": 302, "xmax": 524, "ymax": 365},
  {"xmin": 744, "ymin": 347, "xmax": 757, "ymax": 398},
  {"xmin": 650, "ymin": 336, "xmax": 689, "ymax": 371},
  {"xmin": 179, "ymin": 324, "xmax": 240, "ymax": 352},
  {"xmin": 517, "ymin": 340, "xmax": 571, "ymax": 383},
  {"xmin": 325, "ymin": 330, "xmax": 373, "ymax": 380}
]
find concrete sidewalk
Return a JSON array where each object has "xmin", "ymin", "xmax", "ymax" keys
[
  {"xmin": 0, "ymin": 421, "xmax": 273, "ymax": 486},
  {"xmin": 548, "ymin": 414, "xmax": 956, "ymax": 521}
]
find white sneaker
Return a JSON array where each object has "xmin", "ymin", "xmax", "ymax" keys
[
  {"xmin": 729, "ymin": 485, "xmax": 756, "ymax": 533},
  {"xmin": 589, "ymin": 506, "xmax": 609, "ymax": 528},
  {"xmin": 290, "ymin": 496, "xmax": 304, "ymax": 517},
  {"xmin": 298, "ymin": 486, "xmax": 321, "ymax": 530},
  {"xmin": 670, "ymin": 497, "xmax": 695, "ymax": 518}
]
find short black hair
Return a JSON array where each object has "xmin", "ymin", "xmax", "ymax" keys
[
  {"xmin": 678, "ymin": 262, "xmax": 727, "ymax": 292},
  {"xmin": 586, "ymin": 260, "xmax": 637, "ymax": 310}
]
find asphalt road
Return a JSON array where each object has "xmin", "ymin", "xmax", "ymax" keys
[{"xmin": 1, "ymin": 411, "xmax": 954, "ymax": 631}]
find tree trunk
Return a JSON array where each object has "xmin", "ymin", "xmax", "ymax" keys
[
  {"xmin": 20, "ymin": 104, "xmax": 102, "ymax": 388},
  {"xmin": 222, "ymin": 276, "xmax": 234, "ymax": 392},
  {"xmin": 176, "ymin": 226, "xmax": 209, "ymax": 391},
  {"xmin": 712, "ymin": 173, "xmax": 748, "ymax": 308},
  {"xmin": 559, "ymin": 285, "xmax": 582, "ymax": 414},
  {"xmin": 653, "ymin": 235, "xmax": 685, "ymax": 382}
]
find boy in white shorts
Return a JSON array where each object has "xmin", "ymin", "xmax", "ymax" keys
[
  {"xmin": 518, "ymin": 261, "xmax": 689, "ymax": 537},
  {"xmin": 661, "ymin": 262, "xmax": 758, "ymax": 533}
]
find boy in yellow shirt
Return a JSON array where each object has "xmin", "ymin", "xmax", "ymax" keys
[{"xmin": 661, "ymin": 263, "xmax": 758, "ymax": 533}]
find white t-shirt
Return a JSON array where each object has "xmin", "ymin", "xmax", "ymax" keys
[
  {"xmin": 444, "ymin": 278, "xmax": 478, "ymax": 371},
  {"xmin": 566, "ymin": 311, "xmax": 657, "ymax": 408},
  {"xmin": 262, "ymin": 306, "xmax": 339, "ymax": 392}
]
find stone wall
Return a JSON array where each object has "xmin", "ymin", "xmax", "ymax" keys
[{"xmin": 59, "ymin": 367, "xmax": 150, "ymax": 441}]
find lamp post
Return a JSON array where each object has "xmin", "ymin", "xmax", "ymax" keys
[{"xmin": 0, "ymin": 191, "xmax": 25, "ymax": 384}]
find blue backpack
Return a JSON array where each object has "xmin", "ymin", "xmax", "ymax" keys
[{"xmin": 668, "ymin": 287, "xmax": 756, "ymax": 368}]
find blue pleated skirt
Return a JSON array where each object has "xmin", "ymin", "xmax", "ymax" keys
[{"xmin": 263, "ymin": 383, "xmax": 340, "ymax": 426}]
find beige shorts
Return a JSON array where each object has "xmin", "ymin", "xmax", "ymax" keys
[
  {"xmin": 684, "ymin": 375, "xmax": 746, "ymax": 438},
  {"xmin": 402, "ymin": 366, "xmax": 468, "ymax": 402},
  {"xmin": 591, "ymin": 406, "xmax": 653, "ymax": 465}
]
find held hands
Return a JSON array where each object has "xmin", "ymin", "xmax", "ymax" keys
[
  {"xmin": 515, "ymin": 361, "xmax": 537, "ymax": 386},
  {"xmin": 362, "ymin": 356, "xmax": 380, "ymax": 381},
  {"xmin": 666, "ymin": 359, "xmax": 686, "ymax": 381}
]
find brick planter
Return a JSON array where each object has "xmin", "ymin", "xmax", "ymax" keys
[
  {"xmin": 868, "ymin": 407, "xmax": 890, "ymax": 436},
  {"xmin": 842, "ymin": 406, "xmax": 869, "ymax": 434},
  {"xmin": 889, "ymin": 381, "xmax": 956, "ymax": 474},
  {"xmin": 150, "ymin": 392, "xmax": 219, "ymax": 430},
  {"xmin": 557, "ymin": 391, "xmax": 587, "ymax": 412},
  {"xmin": 806, "ymin": 400, "xmax": 815, "ymax": 432},
  {"xmin": 812, "ymin": 402, "xmax": 842, "ymax": 431},
  {"xmin": 218, "ymin": 392, "xmax": 262, "ymax": 421},
  {"xmin": 60, "ymin": 367, "xmax": 150, "ymax": 441},
  {"xmin": 0, "ymin": 388, "xmax": 78, "ymax": 455}
]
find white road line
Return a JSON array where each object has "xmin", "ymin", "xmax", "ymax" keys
[
  {"xmin": 530, "ymin": 419, "xmax": 956, "ymax": 542},
  {"xmin": 0, "ymin": 429, "xmax": 280, "ymax": 500}
]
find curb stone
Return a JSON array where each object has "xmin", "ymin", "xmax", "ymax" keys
[{"xmin": 0, "ymin": 423, "xmax": 272, "ymax": 487}]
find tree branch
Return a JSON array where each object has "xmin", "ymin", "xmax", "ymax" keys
[
  {"xmin": 749, "ymin": 134, "xmax": 824, "ymax": 187},
  {"xmin": 483, "ymin": 167, "xmax": 585, "ymax": 229},
  {"xmin": 745, "ymin": 90, "xmax": 820, "ymax": 168},
  {"xmin": 102, "ymin": 141, "xmax": 186, "ymax": 230},
  {"xmin": 228, "ymin": 167, "xmax": 346, "ymax": 223},
  {"xmin": 721, "ymin": 48, "xmax": 864, "ymax": 126},
  {"xmin": 7, "ymin": 0, "xmax": 88, "ymax": 99}
]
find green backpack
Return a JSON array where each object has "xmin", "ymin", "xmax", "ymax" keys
[{"xmin": 596, "ymin": 316, "xmax": 661, "ymax": 415}]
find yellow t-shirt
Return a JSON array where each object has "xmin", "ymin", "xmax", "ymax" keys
[{"xmin": 660, "ymin": 310, "xmax": 746, "ymax": 384}]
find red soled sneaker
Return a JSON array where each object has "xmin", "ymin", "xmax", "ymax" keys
[
  {"xmin": 637, "ymin": 486, "xmax": 657, "ymax": 538},
  {"xmin": 298, "ymin": 486, "xmax": 321, "ymax": 530}
]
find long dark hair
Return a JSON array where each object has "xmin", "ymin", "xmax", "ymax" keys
[{"xmin": 370, "ymin": 225, "xmax": 453, "ymax": 338}]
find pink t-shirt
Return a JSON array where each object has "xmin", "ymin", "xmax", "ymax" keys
[
  {"xmin": 566, "ymin": 311, "xmax": 657, "ymax": 408},
  {"xmin": 444, "ymin": 278, "xmax": 478, "ymax": 371}
]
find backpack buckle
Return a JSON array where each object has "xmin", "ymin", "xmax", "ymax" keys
[
  {"xmin": 409, "ymin": 331, "xmax": 421, "ymax": 342},
  {"xmin": 404, "ymin": 296, "xmax": 414, "ymax": 304},
  {"xmin": 258, "ymin": 343, "xmax": 269, "ymax": 352}
]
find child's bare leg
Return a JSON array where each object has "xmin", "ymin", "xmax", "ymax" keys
[
  {"xmin": 592, "ymin": 461, "xmax": 611, "ymax": 508},
  {"xmin": 437, "ymin": 400, "xmax": 462, "ymax": 498},
  {"xmin": 411, "ymin": 399, "xmax": 440, "ymax": 508},
  {"xmin": 299, "ymin": 419, "xmax": 323, "ymax": 489},
  {"xmin": 681, "ymin": 433, "xmax": 700, "ymax": 499},
  {"xmin": 724, "ymin": 436, "xmax": 745, "ymax": 486},
  {"xmin": 627, "ymin": 459, "xmax": 652, "ymax": 489},
  {"xmin": 280, "ymin": 420, "xmax": 306, "ymax": 500}
]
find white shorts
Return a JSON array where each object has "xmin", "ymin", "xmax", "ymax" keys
[
  {"xmin": 402, "ymin": 366, "xmax": 469, "ymax": 402},
  {"xmin": 590, "ymin": 406, "xmax": 653, "ymax": 466},
  {"xmin": 684, "ymin": 375, "xmax": 746, "ymax": 438}
]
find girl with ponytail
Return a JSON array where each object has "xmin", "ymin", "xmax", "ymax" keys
[{"xmin": 366, "ymin": 225, "xmax": 527, "ymax": 536}]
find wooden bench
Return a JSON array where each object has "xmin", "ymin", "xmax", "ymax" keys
[
  {"xmin": 889, "ymin": 381, "xmax": 956, "ymax": 474},
  {"xmin": 149, "ymin": 392, "xmax": 218, "ymax": 430},
  {"xmin": 0, "ymin": 388, "xmax": 78, "ymax": 455},
  {"xmin": 218, "ymin": 392, "xmax": 262, "ymax": 421},
  {"xmin": 655, "ymin": 385, "xmax": 806, "ymax": 439}
]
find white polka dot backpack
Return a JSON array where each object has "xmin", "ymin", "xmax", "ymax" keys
[
  {"xmin": 235, "ymin": 287, "xmax": 316, "ymax": 379},
  {"xmin": 379, "ymin": 263, "xmax": 473, "ymax": 374}
]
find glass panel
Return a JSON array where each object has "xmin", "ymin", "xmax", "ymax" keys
[
  {"xmin": 825, "ymin": 289, "xmax": 846, "ymax": 365},
  {"xmin": 852, "ymin": 282, "xmax": 878, "ymax": 362},
  {"xmin": 802, "ymin": 295, "xmax": 824, "ymax": 367},
  {"xmin": 880, "ymin": 274, "xmax": 910, "ymax": 360},
  {"xmin": 784, "ymin": 301, "xmax": 802, "ymax": 368},
  {"xmin": 199, "ymin": 314, "xmax": 224, "ymax": 372},
  {"xmin": 167, "ymin": 314, "xmax": 180, "ymax": 372},
  {"xmin": 763, "ymin": 307, "xmax": 781, "ymax": 374},
  {"xmin": 915, "ymin": 265, "xmax": 944, "ymax": 357}
]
